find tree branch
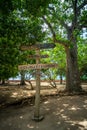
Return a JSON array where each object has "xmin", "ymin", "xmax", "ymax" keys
[
  {"xmin": 42, "ymin": 16, "xmax": 56, "ymax": 41},
  {"xmin": 71, "ymin": 0, "xmax": 78, "ymax": 29},
  {"xmin": 78, "ymin": 24, "xmax": 87, "ymax": 30},
  {"xmin": 48, "ymin": 6, "xmax": 69, "ymax": 30},
  {"xmin": 42, "ymin": 16, "xmax": 69, "ymax": 48},
  {"xmin": 77, "ymin": 0, "xmax": 87, "ymax": 15},
  {"xmin": 71, "ymin": 0, "xmax": 87, "ymax": 30},
  {"xmin": 78, "ymin": 0, "xmax": 87, "ymax": 11}
]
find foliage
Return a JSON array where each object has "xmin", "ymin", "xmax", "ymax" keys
[
  {"xmin": 0, "ymin": 2, "xmax": 45, "ymax": 81},
  {"xmin": 0, "ymin": 0, "xmax": 87, "ymax": 90},
  {"xmin": 25, "ymin": 0, "xmax": 51, "ymax": 16},
  {"xmin": 40, "ymin": 0, "xmax": 87, "ymax": 91},
  {"xmin": 40, "ymin": 44, "xmax": 66, "ymax": 80},
  {"xmin": 78, "ymin": 39, "xmax": 87, "ymax": 81}
]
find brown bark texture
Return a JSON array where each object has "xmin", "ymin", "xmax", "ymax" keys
[{"xmin": 65, "ymin": 31, "xmax": 82, "ymax": 92}]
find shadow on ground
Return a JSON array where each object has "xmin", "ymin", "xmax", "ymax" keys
[{"xmin": 0, "ymin": 95, "xmax": 87, "ymax": 130}]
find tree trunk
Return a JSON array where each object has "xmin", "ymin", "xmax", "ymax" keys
[
  {"xmin": 64, "ymin": 28, "xmax": 82, "ymax": 92},
  {"xmin": 28, "ymin": 80, "xmax": 33, "ymax": 90},
  {"xmin": 65, "ymin": 45, "xmax": 82, "ymax": 92},
  {"xmin": 1, "ymin": 79, "xmax": 5, "ymax": 85},
  {"xmin": 20, "ymin": 70, "xmax": 26, "ymax": 85},
  {"xmin": 60, "ymin": 74, "xmax": 63, "ymax": 84}
]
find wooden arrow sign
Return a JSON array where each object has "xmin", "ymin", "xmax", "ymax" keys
[
  {"xmin": 21, "ymin": 43, "xmax": 56, "ymax": 50},
  {"xmin": 27, "ymin": 54, "xmax": 49, "ymax": 59},
  {"xmin": 18, "ymin": 63, "xmax": 58, "ymax": 70}
]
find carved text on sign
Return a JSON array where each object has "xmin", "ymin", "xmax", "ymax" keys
[
  {"xmin": 28, "ymin": 54, "xmax": 49, "ymax": 59},
  {"xmin": 21, "ymin": 43, "xmax": 56, "ymax": 50},
  {"xmin": 18, "ymin": 63, "xmax": 58, "ymax": 70}
]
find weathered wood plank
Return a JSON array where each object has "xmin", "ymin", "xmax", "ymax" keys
[
  {"xmin": 21, "ymin": 43, "xmax": 56, "ymax": 50},
  {"xmin": 27, "ymin": 54, "xmax": 49, "ymax": 59},
  {"xmin": 18, "ymin": 63, "xmax": 58, "ymax": 70}
]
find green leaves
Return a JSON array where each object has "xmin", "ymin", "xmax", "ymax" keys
[
  {"xmin": 80, "ymin": 10, "xmax": 87, "ymax": 27},
  {"xmin": 41, "ymin": 44, "xmax": 66, "ymax": 78},
  {"xmin": 0, "ymin": 1, "xmax": 46, "ymax": 81},
  {"xmin": 78, "ymin": 40, "xmax": 87, "ymax": 69},
  {"xmin": 25, "ymin": 0, "xmax": 51, "ymax": 16},
  {"xmin": 78, "ymin": 39, "xmax": 87, "ymax": 81},
  {"xmin": 0, "ymin": 0, "xmax": 20, "ymax": 15}
]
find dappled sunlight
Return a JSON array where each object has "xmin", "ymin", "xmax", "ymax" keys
[
  {"xmin": 53, "ymin": 111, "xmax": 60, "ymax": 116},
  {"xmin": 0, "ymin": 86, "xmax": 87, "ymax": 130},
  {"xmin": 26, "ymin": 122, "xmax": 40, "ymax": 129},
  {"xmin": 44, "ymin": 101, "xmax": 49, "ymax": 104},
  {"xmin": 83, "ymin": 105, "xmax": 87, "ymax": 109},
  {"xmin": 60, "ymin": 109, "xmax": 64, "ymax": 113},
  {"xmin": 53, "ymin": 107, "xmax": 65, "ymax": 116},
  {"xmin": 10, "ymin": 90, "xmax": 35, "ymax": 98},
  {"xmin": 11, "ymin": 92, "xmax": 18, "ymax": 97},
  {"xmin": 45, "ymin": 108, "xmax": 50, "ymax": 111},
  {"xmin": 19, "ymin": 116, "xmax": 23, "ymax": 119},
  {"xmin": 63, "ymin": 103, "xmax": 69, "ymax": 107},
  {"xmin": 84, "ymin": 100, "xmax": 87, "ymax": 104},
  {"xmin": 61, "ymin": 114, "xmax": 69, "ymax": 120},
  {"xmin": 49, "ymin": 96, "xmax": 87, "ymax": 130},
  {"xmin": 69, "ymin": 106, "xmax": 81, "ymax": 111},
  {"xmin": 57, "ymin": 121, "xmax": 61, "ymax": 125},
  {"xmin": 0, "ymin": 98, "xmax": 87, "ymax": 130},
  {"xmin": 79, "ymin": 120, "xmax": 87, "ymax": 129},
  {"xmin": 69, "ymin": 106, "xmax": 77, "ymax": 111},
  {"xmin": 27, "ymin": 124, "xmax": 35, "ymax": 129},
  {"xmin": 64, "ymin": 119, "xmax": 87, "ymax": 130},
  {"xmin": 55, "ymin": 112, "xmax": 87, "ymax": 130}
]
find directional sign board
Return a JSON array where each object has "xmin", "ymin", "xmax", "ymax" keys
[
  {"xmin": 21, "ymin": 43, "xmax": 56, "ymax": 50},
  {"xmin": 19, "ymin": 43, "xmax": 57, "ymax": 121},
  {"xmin": 28, "ymin": 54, "xmax": 49, "ymax": 59},
  {"xmin": 18, "ymin": 63, "xmax": 58, "ymax": 70}
]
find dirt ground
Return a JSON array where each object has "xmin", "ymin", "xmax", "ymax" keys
[
  {"xmin": 0, "ymin": 95, "xmax": 87, "ymax": 130},
  {"xmin": 0, "ymin": 81, "xmax": 87, "ymax": 130}
]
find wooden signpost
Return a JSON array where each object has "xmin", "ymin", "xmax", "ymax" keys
[
  {"xmin": 18, "ymin": 43, "xmax": 57, "ymax": 121},
  {"xmin": 20, "ymin": 43, "xmax": 56, "ymax": 50},
  {"xmin": 27, "ymin": 54, "xmax": 49, "ymax": 59},
  {"xmin": 18, "ymin": 63, "xmax": 58, "ymax": 70}
]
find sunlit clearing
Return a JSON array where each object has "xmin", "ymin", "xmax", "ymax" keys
[
  {"xmin": 69, "ymin": 106, "xmax": 80, "ymax": 111},
  {"xmin": 70, "ymin": 107, "xmax": 77, "ymax": 110},
  {"xmin": 11, "ymin": 92, "xmax": 18, "ymax": 97},
  {"xmin": 53, "ymin": 111, "xmax": 60, "ymax": 116},
  {"xmin": 20, "ymin": 116, "xmax": 23, "ymax": 119},
  {"xmin": 84, "ymin": 100, "xmax": 87, "ymax": 103},
  {"xmin": 83, "ymin": 105, "xmax": 87, "ymax": 108},
  {"xmin": 46, "ymin": 108, "xmax": 50, "ymax": 111},
  {"xmin": 63, "ymin": 104, "xmax": 69, "ymax": 107},
  {"xmin": 44, "ymin": 101, "xmax": 49, "ymax": 104},
  {"xmin": 27, "ymin": 124, "xmax": 34, "ymax": 129},
  {"xmin": 60, "ymin": 109, "xmax": 64, "ymax": 112},
  {"xmin": 61, "ymin": 114, "xmax": 67, "ymax": 119},
  {"xmin": 79, "ymin": 120, "xmax": 87, "ymax": 129},
  {"xmin": 57, "ymin": 122, "xmax": 61, "ymax": 125}
]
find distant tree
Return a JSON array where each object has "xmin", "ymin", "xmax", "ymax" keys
[
  {"xmin": 78, "ymin": 39, "xmax": 87, "ymax": 82},
  {"xmin": 41, "ymin": 0, "xmax": 87, "ymax": 92},
  {"xmin": 25, "ymin": 0, "xmax": 87, "ymax": 92},
  {"xmin": 41, "ymin": 44, "xmax": 66, "ymax": 84}
]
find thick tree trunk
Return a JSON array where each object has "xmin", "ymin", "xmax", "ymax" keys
[
  {"xmin": 64, "ymin": 28, "xmax": 82, "ymax": 92},
  {"xmin": 20, "ymin": 71, "xmax": 26, "ymax": 85},
  {"xmin": 60, "ymin": 75, "xmax": 63, "ymax": 84},
  {"xmin": 65, "ymin": 45, "xmax": 82, "ymax": 92},
  {"xmin": 1, "ymin": 79, "xmax": 5, "ymax": 85}
]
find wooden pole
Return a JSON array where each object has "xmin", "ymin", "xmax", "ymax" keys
[{"xmin": 33, "ymin": 49, "xmax": 44, "ymax": 121}]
